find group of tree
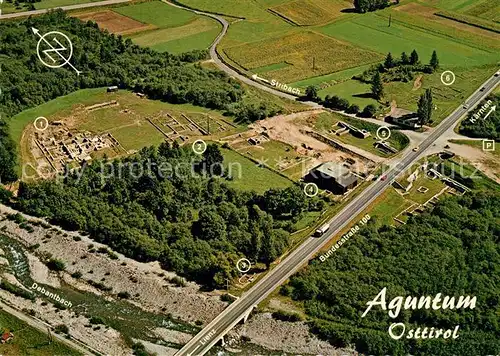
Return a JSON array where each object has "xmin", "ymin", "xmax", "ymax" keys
[
  {"xmin": 353, "ymin": 0, "xmax": 390, "ymax": 13},
  {"xmin": 284, "ymin": 190, "xmax": 500, "ymax": 355},
  {"xmin": 0, "ymin": 11, "xmax": 280, "ymax": 184},
  {"xmin": 459, "ymin": 94, "xmax": 500, "ymax": 140},
  {"xmin": 417, "ymin": 88, "xmax": 434, "ymax": 125},
  {"xmin": 13, "ymin": 143, "xmax": 325, "ymax": 288},
  {"xmin": 357, "ymin": 49, "xmax": 440, "ymax": 86}
]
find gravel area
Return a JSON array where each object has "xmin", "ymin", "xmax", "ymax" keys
[{"xmin": 230, "ymin": 313, "xmax": 357, "ymax": 356}]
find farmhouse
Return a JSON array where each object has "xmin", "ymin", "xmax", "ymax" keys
[{"xmin": 304, "ymin": 162, "xmax": 358, "ymax": 194}]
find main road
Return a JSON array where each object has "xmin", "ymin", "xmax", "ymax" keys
[{"xmin": 177, "ymin": 71, "xmax": 500, "ymax": 355}]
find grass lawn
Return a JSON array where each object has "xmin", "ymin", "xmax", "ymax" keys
[
  {"xmin": 0, "ymin": 309, "xmax": 83, "ymax": 355},
  {"xmin": 236, "ymin": 139, "xmax": 307, "ymax": 178},
  {"xmin": 220, "ymin": 147, "xmax": 293, "ymax": 193},
  {"xmin": 382, "ymin": 64, "xmax": 497, "ymax": 125},
  {"xmin": 289, "ymin": 64, "xmax": 374, "ymax": 88},
  {"xmin": 115, "ymin": 1, "xmax": 196, "ymax": 28},
  {"xmin": 366, "ymin": 188, "xmax": 411, "ymax": 226},
  {"xmin": 113, "ymin": 1, "xmax": 220, "ymax": 53},
  {"xmin": 3, "ymin": 0, "xmax": 101, "ymax": 12},
  {"xmin": 35, "ymin": 0, "xmax": 101, "ymax": 8},
  {"xmin": 405, "ymin": 174, "xmax": 446, "ymax": 204},
  {"xmin": 318, "ymin": 80, "xmax": 377, "ymax": 107}
]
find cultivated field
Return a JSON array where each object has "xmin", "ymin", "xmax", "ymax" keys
[
  {"xmin": 224, "ymin": 31, "xmax": 383, "ymax": 83},
  {"xmin": 319, "ymin": 12, "xmax": 499, "ymax": 67},
  {"xmin": 420, "ymin": 0, "xmax": 499, "ymax": 22},
  {"xmin": 74, "ymin": 1, "xmax": 221, "ymax": 54},
  {"xmin": 179, "ymin": 0, "xmax": 498, "ymax": 126},
  {"xmin": 75, "ymin": 10, "xmax": 154, "ymax": 35},
  {"xmin": 269, "ymin": 0, "xmax": 350, "ymax": 26}
]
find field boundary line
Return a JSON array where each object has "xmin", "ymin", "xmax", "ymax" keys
[
  {"xmin": 267, "ymin": 7, "xmax": 300, "ymax": 26},
  {"xmin": 169, "ymin": 0, "xmax": 245, "ymax": 19}
]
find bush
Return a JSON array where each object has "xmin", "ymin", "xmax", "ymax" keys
[
  {"xmin": 0, "ymin": 187, "xmax": 12, "ymax": 203},
  {"xmin": 54, "ymin": 324, "xmax": 69, "ymax": 334},
  {"xmin": 346, "ymin": 104, "xmax": 360, "ymax": 114},
  {"xmin": 117, "ymin": 291, "xmax": 131, "ymax": 299},
  {"xmin": 272, "ymin": 310, "xmax": 304, "ymax": 322},
  {"xmin": 0, "ymin": 280, "xmax": 35, "ymax": 300},
  {"xmin": 71, "ymin": 271, "xmax": 82, "ymax": 279},
  {"xmin": 47, "ymin": 258, "xmax": 66, "ymax": 271},
  {"xmin": 170, "ymin": 276, "xmax": 187, "ymax": 287},
  {"xmin": 89, "ymin": 316, "xmax": 105, "ymax": 325},
  {"xmin": 220, "ymin": 293, "xmax": 235, "ymax": 302},
  {"xmin": 132, "ymin": 342, "xmax": 149, "ymax": 356},
  {"xmin": 360, "ymin": 104, "xmax": 377, "ymax": 118}
]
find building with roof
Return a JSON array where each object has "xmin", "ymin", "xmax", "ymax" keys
[
  {"xmin": 387, "ymin": 108, "xmax": 421, "ymax": 129},
  {"xmin": 304, "ymin": 162, "xmax": 359, "ymax": 194}
]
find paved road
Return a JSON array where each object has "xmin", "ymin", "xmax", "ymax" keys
[
  {"xmin": 0, "ymin": 300, "xmax": 95, "ymax": 355},
  {"xmin": 177, "ymin": 71, "xmax": 500, "ymax": 356},
  {"xmin": 0, "ymin": 0, "xmax": 129, "ymax": 19}
]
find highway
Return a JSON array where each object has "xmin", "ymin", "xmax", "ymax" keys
[{"xmin": 177, "ymin": 71, "xmax": 500, "ymax": 356}]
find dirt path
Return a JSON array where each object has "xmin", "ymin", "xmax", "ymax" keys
[{"xmin": 413, "ymin": 74, "xmax": 423, "ymax": 90}]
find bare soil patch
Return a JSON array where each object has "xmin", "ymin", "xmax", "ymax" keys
[
  {"xmin": 413, "ymin": 74, "xmax": 423, "ymax": 90},
  {"xmin": 75, "ymin": 10, "xmax": 155, "ymax": 35}
]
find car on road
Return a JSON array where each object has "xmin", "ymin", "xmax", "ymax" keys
[
  {"xmin": 480, "ymin": 87, "xmax": 486, "ymax": 92},
  {"xmin": 381, "ymin": 175, "xmax": 387, "ymax": 181},
  {"xmin": 314, "ymin": 223, "xmax": 330, "ymax": 237},
  {"xmin": 495, "ymin": 71, "xmax": 500, "ymax": 77},
  {"xmin": 463, "ymin": 103, "xmax": 470, "ymax": 109},
  {"xmin": 413, "ymin": 146, "xmax": 420, "ymax": 152}
]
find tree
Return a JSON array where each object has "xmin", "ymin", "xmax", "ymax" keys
[
  {"xmin": 417, "ymin": 88, "xmax": 433, "ymax": 126},
  {"xmin": 401, "ymin": 52, "xmax": 409, "ymax": 65},
  {"xmin": 354, "ymin": 0, "xmax": 388, "ymax": 13},
  {"xmin": 371, "ymin": 72, "xmax": 384, "ymax": 100},
  {"xmin": 305, "ymin": 85, "xmax": 319, "ymax": 101},
  {"xmin": 429, "ymin": 50, "xmax": 439, "ymax": 70},
  {"xmin": 410, "ymin": 49, "xmax": 419, "ymax": 65},
  {"xmin": 202, "ymin": 144, "xmax": 224, "ymax": 176},
  {"xmin": 384, "ymin": 52, "xmax": 395, "ymax": 69},
  {"xmin": 354, "ymin": 0, "xmax": 369, "ymax": 13},
  {"xmin": 193, "ymin": 206, "xmax": 227, "ymax": 241}
]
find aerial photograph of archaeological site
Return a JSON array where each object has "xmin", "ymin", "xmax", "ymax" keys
[{"xmin": 0, "ymin": 0, "xmax": 499, "ymax": 355}]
